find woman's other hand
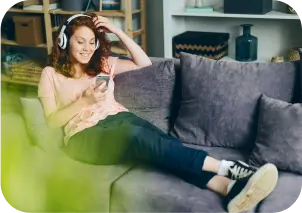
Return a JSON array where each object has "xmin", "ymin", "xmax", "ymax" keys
[{"xmin": 92, "ymin": 16, "xmax": 120, "ymax": 35}]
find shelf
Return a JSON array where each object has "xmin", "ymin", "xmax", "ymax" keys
[
  {"xmin": 132, "ymin": 9, "xmax": 141, "ymax": 15},
  {"xmin": 8, "ymin": 8, "xmax": 44, "ymax": 14},
  {"xmin": 1, "ymin": 38, "xmax": 47, "ymax": 48},
  {"xmin": 133, "ymin": 29, "xmax": 144, "ymax": 38},
  {"xmin": 8, "ymin": 7, "xmax": 139, "ymax": 17},
  {"xmin": 171, "ymin": 10, "xmax": 300, "ymax": 20},
  {"xmin": 49, "ymin": 9, "xmax": 125, "ymax": 17},
  {"xmin": 1, "ymin": 74, "xmax": 39, "ymax": 87},
  {"xmin": 111, "ymin": 41, "xmax": 128, "ymax": 55}
]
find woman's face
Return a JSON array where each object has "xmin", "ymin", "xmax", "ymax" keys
[{"xmin": 69, "ymin": 26, "xmax": 97, "ymax": 64}]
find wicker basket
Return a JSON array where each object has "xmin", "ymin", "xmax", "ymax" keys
[
  {"xmin": 173, "ymin": 31, "xmax": 230, "ymax": 60},
  {"xmin": 288, "ymin": 48, "xmax": 300, "ymax": 62}
]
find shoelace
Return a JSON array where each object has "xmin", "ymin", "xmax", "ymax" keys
[{"xmin": 229, "ymin": 161, "xmax": 256, "ymax": 180}]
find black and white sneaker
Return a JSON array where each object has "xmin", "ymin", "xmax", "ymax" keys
[
  {"xmin": 228, "ymin": 161, "xmax": 257, "ymax": 180},
  {"xmin": 226, "ymin": 163, "xmax": 278, "ymax": 213}
]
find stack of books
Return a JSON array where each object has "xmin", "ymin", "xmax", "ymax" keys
[
  {"xmin": 185, "ymin": 6, "xmax": 214, "ymax": 13},
  {"xmin": 11, "ymin": 61, "xmax": 43, "ymax": 83}
]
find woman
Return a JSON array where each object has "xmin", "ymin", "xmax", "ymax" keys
[{"xmin": 39, "ymin": 12, "xmax": 278, "ymax": 213}]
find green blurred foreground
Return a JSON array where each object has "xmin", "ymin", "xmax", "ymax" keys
[{"xmin": 1, "ymin": 84, "xmax": 132, "ymax": 212}]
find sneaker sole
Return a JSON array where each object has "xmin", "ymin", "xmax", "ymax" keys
[{"xmin": 227, "ymin": 163, "xmax": 278, "ymax": 213}]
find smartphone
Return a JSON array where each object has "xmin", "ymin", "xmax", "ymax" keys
[{"xmin": 95, "ymin": 74, "xmax": 110, "ymax": 88}]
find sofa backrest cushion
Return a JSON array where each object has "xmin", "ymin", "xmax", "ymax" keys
[
  {"xmin": 171, "ymin": 52, "xmax": 299, "ymax": 150},
  {"xmin": 114, "ymin": 60, "xmax": 177, "ymax": 133},
  {"xmin": 248, "ymin": 95, "xmax": 302, "ymax": 174},
  {"xmin": 20, "ymin": 98, "xmax": 64, "ymax": 152}
]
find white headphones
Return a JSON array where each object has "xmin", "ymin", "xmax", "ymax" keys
[{"xmin": 58, "ymin": 14, "xmax": 100, "ymax": 50}]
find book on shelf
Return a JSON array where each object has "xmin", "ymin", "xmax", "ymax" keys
[
  {"xmin": 23, "ymin": 3, "xmax": 59, "ymax": 11},
  {"xmin": 185, "ymin": 6, "xmax": 214, "ymax": 13}
]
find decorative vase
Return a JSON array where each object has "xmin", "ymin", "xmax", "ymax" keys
[{"xmin": 236, "ymin": 24, "xmax": 258, "ymax": 62}]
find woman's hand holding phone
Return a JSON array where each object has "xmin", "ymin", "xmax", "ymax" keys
[{"xmin": 82, "ymin": 83, "xmax": 108, "ymax": 105}]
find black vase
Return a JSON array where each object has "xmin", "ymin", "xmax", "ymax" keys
[{"xmin": 236, "ymin": 24, "xmax": 258, "ymax": 62}]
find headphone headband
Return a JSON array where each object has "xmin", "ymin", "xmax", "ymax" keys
[
  {"xmin": 66, "ymin": 14, "xmax": 92, "ymax": 24},
  {"xmin": 58, "ymin": 14, "xmax": 99, "ymax": 50}
]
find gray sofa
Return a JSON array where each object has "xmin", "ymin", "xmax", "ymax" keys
[{"xmin": 1, "ymin": 53, "xmax": 302, "ymax": 213}]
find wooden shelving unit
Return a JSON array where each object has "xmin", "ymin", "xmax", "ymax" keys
[
  {"xmin": 1, "ymin": 73, "xmax": 39, "ymax": 87},
  {"xmin": 1, "ymin": 0, "xmax": 147, "ymax": 86},
  {"xmin": 1, "ymin": 38, "xmax": 47, "ymax": 48},
  {"xmin": 8, "ymin": 8, "xmax": 44, "ymax": 14},
  {"xmin": 49, "ymin": 9, "xmax": 125, "ymax": 17}
]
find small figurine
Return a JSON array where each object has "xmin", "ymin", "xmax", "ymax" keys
[{"xmin": 195, "ymin": 0, "xmax": 204, "ymax": 8}]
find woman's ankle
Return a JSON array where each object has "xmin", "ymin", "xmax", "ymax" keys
[
  {"xmin": 206, "ymin": 175, "xmax": 233, "ymax": 196},
  {"xmin": 202, "ymin": 156, "xmax": 221, "ymax": 173}
]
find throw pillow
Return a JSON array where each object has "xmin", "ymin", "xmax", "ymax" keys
[
  {"xmin": 249, "ymin": 95, "xmax": 302, "ymax": 174},
  {"xmin": 20, "ymin": 98, "xmax": 64, "ymax": 152},
  {"xmin": 171, "ymin": 52, "xmax": 298, "ymax": 149},
  {"xmin": 114, "ymin": 60, "xmax": 177, "ymax": 133}
]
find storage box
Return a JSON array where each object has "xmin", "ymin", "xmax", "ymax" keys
[
  {"xmin": 173, "ymin": 31, "xmax": 230, "ymax": 60},
  {"xmin": 13, "ymin": 16, "xmax": 44, "ymax": 46},
  {"xmin": 224, "ymin": 0, "xmax": 272, "ymax": 14},
  {"xmin": 22, "ymin": 0, "xmax": 58, "ymax": 7}
]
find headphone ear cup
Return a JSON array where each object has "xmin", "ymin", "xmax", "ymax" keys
[
  {"xmin": 61, "ymin": 33, "xmax": 67, "ymax": 49},
  {"xmin": 58, "ymin": 33, "xmax": 64, "ymax": 49},
  {"xmin": 95, "ymin": 39, "xmax": 100, "ymax": 49}
]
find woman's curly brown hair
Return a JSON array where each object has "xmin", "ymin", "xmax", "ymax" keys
[{"xmin": 52, "ymin": 12, "xmax": 112, "ymax": 77}]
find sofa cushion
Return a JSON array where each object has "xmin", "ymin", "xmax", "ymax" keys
[
  {"xmin": 20, "ymin": 98, "xmax": 64, "ymax": 152},
  {"xmin": 184, "ymin": 144, "xmax": 248, "ymax": 162},
  {"xmin": 257, "ymin": 171, "xmax": 302, "ymax": 212},
  {"xmin": 111, "ymin": 164, "xmax": 230, "ymax": 213},
  {"xmin": 248, "ymin": 95, "xmax": 302, "ymax": 174},
  {"xmin": 114, "ymin": 60, "xmax": 176, "ymax": 133},
  {"xmin": 171, "ymin": 52, "xmax": 298, "ymax": 149}
]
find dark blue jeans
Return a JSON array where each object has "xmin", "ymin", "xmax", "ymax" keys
[{"xmin": 63, "ymin": 112, "xmax": 215, "ymax": 189}]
